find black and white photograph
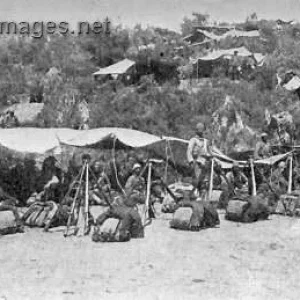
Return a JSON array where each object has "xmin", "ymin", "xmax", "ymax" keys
[{"xmin": 0, "ymin": 0, "xmax": 300, "ymax": 299}]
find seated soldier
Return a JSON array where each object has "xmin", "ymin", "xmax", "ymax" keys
[
  {"xmin": 226, "ymin": 162, "xmax": 248, "ymax": 196},
  {"xmin": 124, "ymin": 163, "xmax": 146, "ymax": 207},
  {"xmin": 90, "ymin": 161, "xmax": 111, "ymax": 205},
  {"xmin": 27, "ymin": 157, "xmax": 61, "ymax": 205}
]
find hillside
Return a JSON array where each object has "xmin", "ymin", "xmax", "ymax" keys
[{"xmin": 0, "ymin": 15, "xmax": 300, "ymax": 151}]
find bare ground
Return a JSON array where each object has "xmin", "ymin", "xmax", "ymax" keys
[{"xmin": 1, "ymin": 207, "xmax": 300, "ymax": 300}]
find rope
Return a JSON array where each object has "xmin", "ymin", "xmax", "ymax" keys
[
  {"xmin": 112, "ymin": 136, "xmax": 126, "ymax": 196},
  {"xmin": 167, "ymin": 139, "xmax": 179, "ymax": 182}
]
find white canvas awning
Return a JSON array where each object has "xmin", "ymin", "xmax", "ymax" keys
[{"xmin": 0, "ymin": 127, "xmax": 293, "ymax": 171}]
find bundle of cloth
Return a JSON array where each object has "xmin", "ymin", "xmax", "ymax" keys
[{"xmin": 170, "ymin": 200, "xmax": 220, "ymax": 231}]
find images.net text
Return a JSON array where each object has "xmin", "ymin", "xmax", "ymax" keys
[{"xmin": 0, "ymin": 18, "xmax": 111, "ymax": 38}]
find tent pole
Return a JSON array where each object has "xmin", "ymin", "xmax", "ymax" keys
[
  {"xmin": 250, "ymin": 158, "xmax": 257, "ymax": 196},
  {"xmin": 208, "ymin": 158, "xmax": 214, "ymax": 201},
  {"xmin": 288, "ymin": 155, "xmax": 293, "ymax": 194},
  {"xmin": 144, "ymin": 162, "xmax": 152, "ymax": 225}
]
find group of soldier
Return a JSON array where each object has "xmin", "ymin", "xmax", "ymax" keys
[
  {"xmin": 0, "ymin": 120, "xmax": 297, "ymax": 238},
  {"xmin": 187, "ymin": 122, "xmax": 296, "ymax": 206}
]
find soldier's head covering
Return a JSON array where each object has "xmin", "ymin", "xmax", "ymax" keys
[
  {"xmin": 232, "ymin": 161, "xmax": 240, "ymax": 169},
  {"xmin": 196, "ymin": 122, "xmax": 205, "ymax": 133},
  {"xmin": 261, "ymin": 132, "xmax": 268, "ymax": 138},
  {"xmin": 132, "ymin": 163, "xmax": 142, "ymax": 171}
]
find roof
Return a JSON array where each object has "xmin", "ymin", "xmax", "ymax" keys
[
  {"xmin": 196, "ymin": 29, "xmax": 260, "ymax": 42},
  {"xmin": 195, "ymin": 46, "xmax": 253, "ymax": 62},
  {"xmin": 224, "ymin": 29, "xmax": 260, "ymax": 38},
  {"xmin": 93, "ymin": 59, "xmax": 135, "ymax": 76},
  {"xmin": 197, "ymin": 29, "xmax": 221, "ymax": 41}
]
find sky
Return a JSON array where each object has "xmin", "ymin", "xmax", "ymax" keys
[{"xmin": 0, "ymin": 0, "xmax": 299, "ymax": 32}]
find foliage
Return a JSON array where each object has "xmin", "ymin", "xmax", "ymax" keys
[{"xmin": 0, "ymin": 15, "xmax": 299, "ymax": 144}]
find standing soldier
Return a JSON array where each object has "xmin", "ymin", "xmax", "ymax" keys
[
  {"xmin": 229, "ymin": 51, "xmax": 241, "ymax": 81},
  {"xmin": 187, "ymin": 123, "xmax": 210, "ymax": 198},
  {"xmin": 254, "ymin": 133, "xmax": 271, "ymax": 159}
]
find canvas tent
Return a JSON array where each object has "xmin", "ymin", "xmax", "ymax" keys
[
  {"xmin": 0, "ymin": 127, "xmax": 293, "ymax": 172},
  {"xmin": 0, "ymin": 127, "xmax": 240, "ymax": 168},
  {"xmin": 193, "ymin": 47, "xmax": 264, "ymax": 78},
  {"xmin": 93, "ymin": 59, "xmax": 136, "ymax": 77}
]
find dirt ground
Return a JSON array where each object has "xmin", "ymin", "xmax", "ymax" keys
[{"xmin": 1, "ymin": 207, "xmax": 300, "ymax": 300}]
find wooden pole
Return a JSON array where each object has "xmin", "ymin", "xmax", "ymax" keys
[
  {"xmin": 250, "ymin": 158, "xmax": 257, "ymax": 196},
  {"xmin": 144, "ymin": 162, "xmax": 152, "ymax": 226},
  {"xmin": 84, "ymin": 161, "xmax": 89, "ymax": 235},
  {"xmin": 208, "ymin": 158, "xmax": 214, "ymax": 201},
  {"xmin": 288, "ymin": 155, "xmax": 293, "ymax": 194}
]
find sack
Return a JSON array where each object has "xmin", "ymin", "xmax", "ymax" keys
[
  {"xmin": 226, "ymin": 196, "xmax": 269, "ymax": 223},
  {"xmin": 226, "ymin": 199, "xmax": 249, "ymax": 221},
  {"xmin": 0, "ymin": 211, "xmax": 17, "ymax": 235},
  {"xmin": 203, "ymin": 201, "xmax": 220, "ymax": 227},
  {"xmin": 92, "ymin": 217, "xmax": 130, "ymax": 242},
  {"xmin": 242, "ymin": 200, "xmax": 269, "ymax": 223},
  {"xmin": 170, "ymin": 207, "xmax": 193, "ymax": 230}
]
